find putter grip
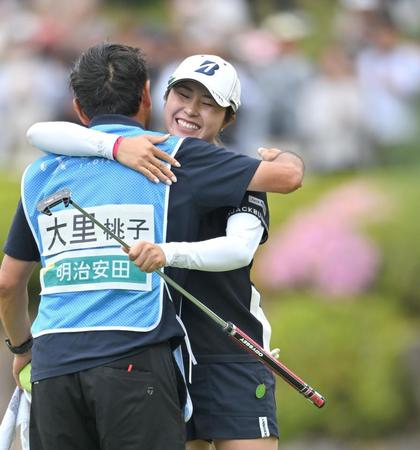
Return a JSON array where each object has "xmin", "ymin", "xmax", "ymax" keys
[
  {"xmin": 306, "ymin": 389, "xmax": 326, "ymax": 408},
  {"xmin": 225, "ymin": 322, "xmax": 326, "ymax": 408}
]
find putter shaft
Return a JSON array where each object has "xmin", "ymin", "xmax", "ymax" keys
[{"xmin": 37, "ymin": 191, "xmax": 326, "ymax": 408}]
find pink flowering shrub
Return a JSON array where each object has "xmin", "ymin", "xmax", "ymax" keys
[{"xmin": 256, "ymin": 181, "xmax": 390, "ymax": 298}]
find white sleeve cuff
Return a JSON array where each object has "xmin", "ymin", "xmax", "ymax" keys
[{"xmin": 158, "ymin": 213, "xmax": 264, "ymax": 272}]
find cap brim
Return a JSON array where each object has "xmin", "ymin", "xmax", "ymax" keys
[{"xmin": 167, "ymin": 76, "xmax": 232, "ymax": 109}]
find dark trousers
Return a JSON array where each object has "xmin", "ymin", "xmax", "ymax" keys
[{"xmin": 30, "ymin": 342, "xmax": 186, "ymax": 450}]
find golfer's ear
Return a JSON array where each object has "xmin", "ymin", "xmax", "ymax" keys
[
  {"xmin": 141, "ymin": 80, "xmax": 152, "ymax": 110},
  {"xmin": 228, "ymin": 113, "xmax": 236, "ymax": 127},
  {"xmin": 72, "ymin": 98, "xmax": 90, "ymax": 126},
  {"xmin": 223, "ymin": 112, "xmax": 236, "ymax": 131}
]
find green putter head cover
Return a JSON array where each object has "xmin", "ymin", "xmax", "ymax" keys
[{"xmin": 19, "ymin": 363, "xmax": 32, "ymax": 392}]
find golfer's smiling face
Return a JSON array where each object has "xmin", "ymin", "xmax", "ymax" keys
[{"xmin": 164, "ymin": 80, "xmax": 226, "ymax": 144}]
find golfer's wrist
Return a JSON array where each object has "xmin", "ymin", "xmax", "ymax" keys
[
  {"xmin": 112, "ymin": 136, "xmax": 124, "ymax": 160},
  {"xmin": 158, "ymin": 243, "xmax": 175, "ymax": 266}
]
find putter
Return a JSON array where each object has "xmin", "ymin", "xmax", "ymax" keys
[{"xmin": 37, "ymin": 189, "xmax": 326, "ymax": 408}]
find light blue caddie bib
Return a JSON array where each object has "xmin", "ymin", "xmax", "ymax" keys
[{"xmin": 22, "ymin": 125, "xmax": 182, "ymax": 337}]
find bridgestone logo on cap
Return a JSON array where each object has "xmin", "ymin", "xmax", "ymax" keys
[{"xmin": 194, "ymin": 61, "xmax": 220, "ymax": 76}]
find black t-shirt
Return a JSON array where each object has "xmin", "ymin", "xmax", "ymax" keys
[
  {"xmin": 178, "ymin": 191, "xmax": 270, "ymax": 362},
  {"xmin": 3, "ymin": 115, "xmax": 261, "ymax": 381}
]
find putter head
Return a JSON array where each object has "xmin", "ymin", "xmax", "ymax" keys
[{"xmin": 37, "ymin": 188, "xmax": 72, "ymax": 216}]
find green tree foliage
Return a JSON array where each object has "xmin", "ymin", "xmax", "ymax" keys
[{"xmin": 0, "ymin": 171, "xmax": 40, "ymax": 307}]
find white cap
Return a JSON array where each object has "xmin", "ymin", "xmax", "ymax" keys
[{"xmin": 166, "ymin": 55, "xmax": 241, "ymax": 112}]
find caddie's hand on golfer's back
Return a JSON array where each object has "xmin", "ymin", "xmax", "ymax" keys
[
  {"xmin": 116, "ymin": 133, "xmax": 179, "ymax": 185},
  {"xmin": 124, "ymin": 241, "xmax": 167, "ymax": 273}
]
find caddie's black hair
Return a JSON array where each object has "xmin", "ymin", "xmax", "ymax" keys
[{"xmin": 70, "ymin": 42, "xmax": 149, "ymax": 118}]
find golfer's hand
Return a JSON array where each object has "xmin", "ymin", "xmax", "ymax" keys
[
  {"xmin": 271, "ymin": 348, "xmax": 280, "ymax": 359},
  {"xmin": 258, "ymin": 147, "xmax": 304, "ymax": 167},
  {"xmin": 257, "ymin": 147, "xmax": 284, "ymax": 161},
  {"xmin": 117, "ymin": 134, "xmax": 180, "ymax": 185},
  {"xmin": 124, "ymin": 242, "xmax": 166, "ymax": 272},
  {"xmin": 13, "ymin": 352, "xmax": 32, "ymax": 389},
  {"xmin": 258, "ymin": 147, "xmax": 304, "ymax": 187}
]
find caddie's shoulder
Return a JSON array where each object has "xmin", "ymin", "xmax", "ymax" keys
[{"xmin": 21, "ymin": 154, "xmax": 59, "ymax": 186}]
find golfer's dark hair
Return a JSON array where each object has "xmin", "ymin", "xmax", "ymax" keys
[{"xmin": 70, "ymin": 43, "xmax": 149, "ymax": 118}]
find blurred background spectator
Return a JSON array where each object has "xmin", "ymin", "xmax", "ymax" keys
[
  {"xmin": 169, "ymin": 0, "xmax": 251, "ymax": 49},
  {"xmin": 254, "ymin": 10, "xmax": 314, "ymax": 149},
  {"xmin": 296, "ymin": 44, "xmax": 373, "ymax": 172},
  {"xmin": 355, "ymin": 12, "xmax": 420, "ymax": 147}
]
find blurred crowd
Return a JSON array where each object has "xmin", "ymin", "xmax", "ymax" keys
[{"xmin": 1, "ymin": 0, "xmax": 420, "ymax": 172}]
